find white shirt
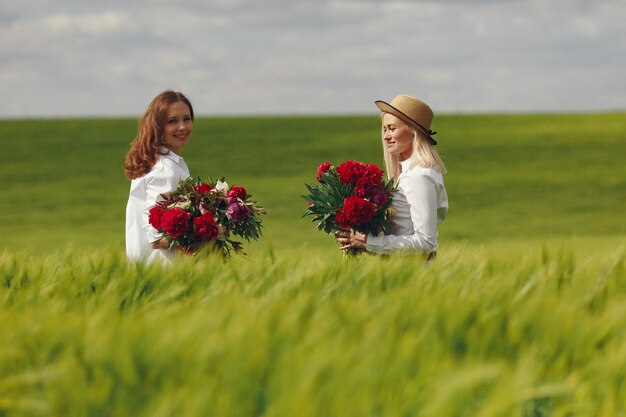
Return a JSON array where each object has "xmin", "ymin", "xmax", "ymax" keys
[
  {"xmin": 366, "ymin": 160, "xmax": 448, "ymax": 255},
  {"xmin": 125, "ymin": 147, "xmax": 190, "ymax": 264}
]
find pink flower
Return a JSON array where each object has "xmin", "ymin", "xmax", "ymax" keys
[
  {"xmin": 226, "ymin": 201, "xmax": 250, "ymax": 222},
  {"xmin": 371, "ymin": 191, "xmax": 388, "ymax": 206}
]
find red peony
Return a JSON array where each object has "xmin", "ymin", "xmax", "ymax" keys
[
  {"xmin": 193, "ymin": 212, "xmax": 219, "ymax": 241},
  {"xmin": 335, "ymin": 208, "xmax": 350, "ymax": 230},
  {"xmin": 316, "ymin": 162, "xmax": 333, "ymax": 182},
  {"xmin": 160, "ymin": 208, "xmax": 191, "ymax": 238},
  {"xmin": 195, "ymin": 183, "xmax": 214, "ymax": 194},
  {"xmin": 304, "ymin": 160, "xmax": 394, "ymax": 253},
  {"xmin": 342, "ymin": 196, "xmax": 375, "ymax": 227},
  {"xmin": 148, "ymin": 205, "xmax": 165, "ymax": 230},
  {"xmin": 336, "ymin": 160, "xmax": 366, "ymax": 185},
  {"xmin": 355, "ymin": 176, "xmax": 377, "ymax": 198},
  {"xmin": 364, "ymin": 163, "xmax": 384, "ymax": 185},
  {"xmin": 227, "ymin": 185, "xmax": 247, "ymax": 201}
]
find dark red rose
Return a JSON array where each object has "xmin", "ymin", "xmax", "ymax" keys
[
  {"xmin": 316, "ymin": 162, "xmax": 333, "ymax": 182},
  {"xmin": 148, "ymin": 205, "xmax": 165, "ymax": 230},
  {"xmin": 227, "ymin": 185, "xmax": 247, "ymax": 201},
  {"xmin": 371, "ymin": 191, "xmax": 388, "ymax": 207},
  {"xmin": 195, "ymin": 183, "xmax": 213, "ymax": 194},
  {"xmin": 336, "ymin": 160, "xmax": 366, "ymax": 185},
  {"xmin": 160, "ymin": 208, "xmax": 191, "ymax": 238},
  {"xmin": 355, "ymin": 176, "xmax": 377, "ymax": 198},
  {"xmin": 364, "ymin": 163, "xmax": 384, "ymax": 185},
  {"xmin": 342, "ymin": 196, "xmax": 375, "ymax": 227},
  {"xmin": 193, "ymin": 212, "xmax": 219, "ymax": 241}
]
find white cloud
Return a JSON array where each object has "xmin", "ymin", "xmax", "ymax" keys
[
  {"xmin": 40, "ymin": 11, "xmax": 129, "ymax": 35},
  {"xmin": 0, "ymin": 0, "xmax": 625, "ymax": 117}
]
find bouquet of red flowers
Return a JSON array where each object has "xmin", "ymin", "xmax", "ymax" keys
[
  {"xmin": 148, "ymin": 177, "xmax": 265, "ymax": 257},
  {"xmin": 303, "ymin": 160, "xmax": 395, "ymax": 255}
]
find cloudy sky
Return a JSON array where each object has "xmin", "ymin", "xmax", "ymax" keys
[{"xmin": 1, "ymin": 0, "xmax": 625, "ymax": 118}]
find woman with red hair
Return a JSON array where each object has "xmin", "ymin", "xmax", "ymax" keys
[{"xmin": 124, "ymin": 90, "xmax": 194, "ymax": 263}]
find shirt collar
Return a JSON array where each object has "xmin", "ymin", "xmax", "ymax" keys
[
  {"xmin": 159, "ymin": 146, "xmax": 184, "ymax": 164},
  {"xmin": 400, "ymin": 159, "xmax": 412, "ymax": 173}
]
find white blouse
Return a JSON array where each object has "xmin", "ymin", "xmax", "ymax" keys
[
  {"xmin": 366, "ymin": 159, "xmax": 448, "ymax": 255},
  {"xmin": 125, "ymin": 147, "xmax": 190, "ymax": 264}
]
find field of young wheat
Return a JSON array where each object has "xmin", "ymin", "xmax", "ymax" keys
[
  {"xmin": 1, "ymin": 112, "xmax": 624, "ymax": 252},
  {"xmin": 1, "ymin": 244, "xmax": 625, "ymax": 416},
  {"xmin": 0, "ymin": 112, "xmax": 625, "ymax": 415}
]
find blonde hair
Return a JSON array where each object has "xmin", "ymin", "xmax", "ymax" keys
[{"xmin": 381, "ymin": 113, "xmax": 447, "ymax": 182}]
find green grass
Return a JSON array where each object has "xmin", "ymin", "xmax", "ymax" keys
[
  {"xmin": 1, "ymin": 245, "xmax": 625, "ymax": 416},
  {"xmin": 1, "ymin": 113, "xmax": 625, "ymax": 415},
  {"xmin": 1, "ymin": 113, "xmax": 624, "ymax": 252}
]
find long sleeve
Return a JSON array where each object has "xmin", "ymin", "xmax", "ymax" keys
[
  {"xmin": 366, "ymin": 167, "xmax": 447, "ymax": 255},
  {"xmin": 142, "ymin": 164, "xmax": 178, "ymax": 243},
  {"xmin": 125, "ymin": 148, "xmax": 190, "ymax": 262}
]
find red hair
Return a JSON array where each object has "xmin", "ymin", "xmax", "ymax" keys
[{"xmin": 123, "ymin": 90, "xmax": 194, "ymax": 180}]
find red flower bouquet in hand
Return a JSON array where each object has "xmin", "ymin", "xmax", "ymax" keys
[
  {"xmin": 148, "ymin": 177, "xmax": 266, "ymax": 257},
  {"xmin": 303, "ymin": 160, "xmax": 395, "ymax": 256},
  {"xmin": 160, "ymin": 208, "xmax": 191, "ymax": 238}
]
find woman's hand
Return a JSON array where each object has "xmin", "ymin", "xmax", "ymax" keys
[
  {"xmin": 151, "ymin": 238, "xmax": 169, "ymax": 250},
  {"xmin": 335, "ymin": 230, "xmax": 368, "ymax": 250}
]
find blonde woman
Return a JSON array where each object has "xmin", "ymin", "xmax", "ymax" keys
[
  {"xmin": 124, "ymin": 90, "xmax": 194, "ymax": 263},
  {"xmin": 336, "ymin": 94, "xmax": 448, "ymax": 259}
]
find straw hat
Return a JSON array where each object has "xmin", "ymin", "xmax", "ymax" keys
[{"xmin": 375, "ymin": 94, "xmax": 438, "ymax": 145}]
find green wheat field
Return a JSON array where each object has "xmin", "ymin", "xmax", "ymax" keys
[{"xmin": 1, "ymin": 112, "xmax": 625, "ymax": 416}]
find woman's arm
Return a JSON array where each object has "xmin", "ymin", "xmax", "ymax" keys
[
  {"xmin": 366, "ymin": 172, "xmax": 439, "ymax": 254},
  {"xmin": 142, "ymin": 166, "xmax": 180, "ymax": 246}
]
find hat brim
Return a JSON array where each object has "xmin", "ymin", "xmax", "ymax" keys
[{"xmin": 375, "ymin": 100, "xmax": 437, "ymax": 145}]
